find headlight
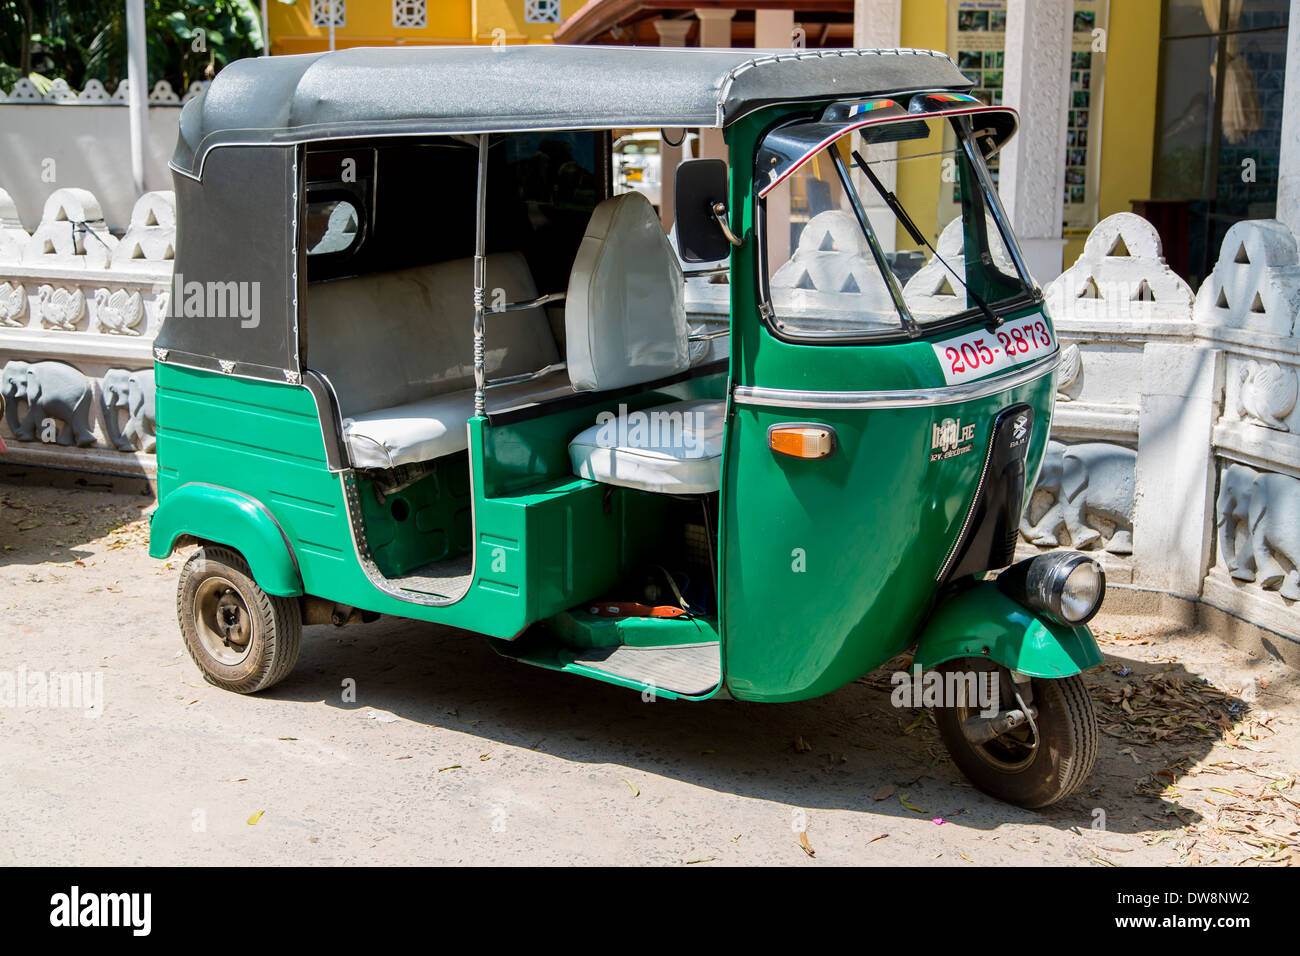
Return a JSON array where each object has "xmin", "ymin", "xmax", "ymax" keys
[{"xmin": 998, "ymin": 551, "xmax": 1106, "ymax": 626}]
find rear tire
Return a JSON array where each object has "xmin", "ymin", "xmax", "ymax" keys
[
  {"xmin": 932, "ymin": 659, "xmax": 1097, "ymax": 809},
  {"xmin": 177, "ymin": 545, "xmax": 302, "ymax": 694}
]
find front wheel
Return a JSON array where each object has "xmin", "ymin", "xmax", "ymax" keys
[
  {"xmin": 932, "ymin": 659, "xmax": 1097, "ymax": 809},
  {"xmin": 177, "ymin": 545, "xmax": 302, "ymax": 694}
]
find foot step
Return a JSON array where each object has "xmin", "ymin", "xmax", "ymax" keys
[{"xmin": 567, "ymin": 641, "xmax": 720, "ymax": 696}]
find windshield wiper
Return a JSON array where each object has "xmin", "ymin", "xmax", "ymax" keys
[
  {"xmin": 851, "ymin": 149, "xmax": 1003, "ymax": 331},
  {"xmin": 825, "ymin": 146, "xmax": 919, "ymax": 337}
]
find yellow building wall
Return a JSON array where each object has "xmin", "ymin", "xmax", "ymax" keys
[
  {"xmin": 896, "ymin": 0, "xmax": 949, "ymax": 252},
  {"xmin": 896, "ymin": 0, "xmax": 1163, "ymax": 265},
  {"xmin": 268, "ymin": 1, "xmax": 579, "ymax": 54},
  {"xmin": 1087, "ymin": 0, "xmax": 1161, "ymax": 264}
]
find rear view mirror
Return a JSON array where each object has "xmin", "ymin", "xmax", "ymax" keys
[{"xmin": 675, "ymin": 159, "xmax": 736, "ymax": 263}]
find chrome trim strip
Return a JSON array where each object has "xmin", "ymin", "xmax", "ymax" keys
[
  {"xmin": 301, "ymin": 368, "xmax": 348, "ymax": 473},
  {"xmin": 732, "ymin": 350, "xmax": 1058, "ymax": 410}
]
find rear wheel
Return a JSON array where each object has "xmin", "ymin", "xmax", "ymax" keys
[
  {"xmin": 177, "ymin": 545, "xmax": 302, "ymax": 694},
  {"xmin": 932, "ymin": 659, "xmax": 1097, "ymax": 809}
]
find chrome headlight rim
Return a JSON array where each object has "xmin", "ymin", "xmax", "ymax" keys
[{"xmin": 999, "ymin": 551, "xmax": 1106, "ymax": 627}]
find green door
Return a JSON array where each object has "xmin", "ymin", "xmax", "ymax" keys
[{"xmin": 718, "ymin": 105, "xmax": 1058, "ymax": 702}]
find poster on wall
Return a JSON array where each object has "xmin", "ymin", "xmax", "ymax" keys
[{"xmin": 944, "ymin": 0, "xmax": 1108, "ymax": 238}]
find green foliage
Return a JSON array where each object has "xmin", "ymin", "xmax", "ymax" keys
[{"xmin": 1, "ymin": 0, "xmax": 264, "ymax": 96}]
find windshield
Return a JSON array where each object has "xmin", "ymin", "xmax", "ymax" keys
[{"xmin": 758, "ymin": 114, "xmax": 1033, "ymax": 340}]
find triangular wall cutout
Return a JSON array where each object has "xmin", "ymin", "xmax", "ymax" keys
[
  {"xmin": 1077, "ymin": 276, "xmax": 1102, "ymax": 299},
  {"xmin": 818, "ymin": 231, "xmax": 837, "ymax": 252},
  {"xmin": 1216, "ymin": 287, "xmax": 1230, "ymax": 309},
  {"xmin": 1107, "ymin": 235, "xmax": 1131, "ymax": 257},
  {"xmin": 793, "ymin": 270, "xmax": 816, "ymax": 290},
  {"xmin": 1132, "ymin": 279, "xmax": 1155, "ymax": 302},
  {"xmin": 144, "ymin": 209, "xmax": 158, "ymax": 227},
  {"xmin": 1234, "ymin": 243, "xmax": 1250, "ymax": 264},
  {"xmin": 840, "ymin": 274, "xmax": 860, "ymax": 293},
  {"xmin": 1250, "ymin": 292, "xmax": 1266, "ymax": 314},
  {"xmin": 130, "ymin": 244, "xmax": 145, "ymax": 259},
  {"xmin": 935, "ymin": 276, "xmax": 957, "ymax": 297}
]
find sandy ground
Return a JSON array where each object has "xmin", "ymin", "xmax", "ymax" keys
[{"xmin": 1, "ymin": 481, "xmax": 1297, "ymax": 866}]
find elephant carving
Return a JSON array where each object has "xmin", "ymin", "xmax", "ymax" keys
[
  {"xmin": 101, "ymin": 368, "xmax": 156, "ymax": 453},
  {"xmin": 1020, "ymin": 440, "xmax": 1136, "ymax": 554},
  {"xmin": 1216, "ymin": 463, "xmax": 1300, "ymax": 600},
  {"xmin": 1, "ymin": 360, "xmax": 96, "ymax": 446}
]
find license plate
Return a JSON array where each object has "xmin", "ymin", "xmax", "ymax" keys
[{"xmin": 932, "ymin": 315, "xmax": 1056, "ymax": 385}]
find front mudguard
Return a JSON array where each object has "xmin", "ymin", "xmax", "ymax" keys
[{"xmin": 914, "ymin": 581, "xmax": 1103, "ymax": 678}]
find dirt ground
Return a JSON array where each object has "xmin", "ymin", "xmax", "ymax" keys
[{"xmin": 1, "ymin": 481, "xmax": 1297, "ymax": 866}]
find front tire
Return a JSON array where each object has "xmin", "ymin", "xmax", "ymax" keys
[
  {"xmin": 932, "ymin": 659, "xmax": 1097, "ymax": 809},
  {"xmin": 177, "ymin": 545, "xmax": 302, "ymax": 694}
]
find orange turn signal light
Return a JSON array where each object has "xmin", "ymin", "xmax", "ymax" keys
[{"xmin": 768, "ymin": 424, "xmax": 836, "ymax": 459}]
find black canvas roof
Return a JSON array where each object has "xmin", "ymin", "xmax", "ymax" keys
[{"xmin": 172, "ymin": 44, "xmax": 973, "ymax": 178}]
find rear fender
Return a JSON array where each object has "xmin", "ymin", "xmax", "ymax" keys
[{"xmin": 148, "ymin": 483, "xmax": 302, "ymax": 596}]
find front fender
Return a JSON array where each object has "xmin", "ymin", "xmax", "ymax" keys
[
  {"xmin": 148, "ymin": 483, "xmax": 302, "ymax": 596},
  {"xmin": 914, "ymin": 581, "xmax": 1103, "ymax": 678}
]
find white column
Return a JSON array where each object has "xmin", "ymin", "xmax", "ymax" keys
[
  {"xmin": 754, "ymin": 8, "xmax": 794, "ymax": 48},
  {"xmin": 1131, "ymin": 345, "xmax": 1224, "ymax": 597},
  {"xmin": 261, "ymin": 0, "xmax": 270, "ymax": 54},
  {"xmin": 1277, "ymin": 0, "xmax": 1300, "ymax": 239},
  {"xmin": 695, "ymin": 9, "xmax": 734, "ymax": 162},
  {"xmin": 999, "ymin": 0, "xmax": 1073, "ymax": 284},
  {"xmin": 125, "ymin": 0, "xmax": 150, "ymax": 197},
  {"xmin": 853, "ymin": 0, "xmax": 902, "ymax": 251},
  {"xmin": 654, "ymin": 18, "xmax": 694, "ymax": 232}
]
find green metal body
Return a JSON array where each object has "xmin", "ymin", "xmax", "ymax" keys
[
  {"xmin": 148, "ymin": 364, "xmax": 723, "ymax": 643},
  {"xmin": 150, "ymin": 97, "xmax": 1102, "ymax": 705}
]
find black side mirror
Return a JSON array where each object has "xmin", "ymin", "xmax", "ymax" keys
[{"xmin": 675, "ymin": 158, "xmax": 738, "ymax": 263}]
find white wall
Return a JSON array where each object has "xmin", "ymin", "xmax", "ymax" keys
[{"xmin": 0, "ymin": 106, "xmax": 180, "ymax": 233}]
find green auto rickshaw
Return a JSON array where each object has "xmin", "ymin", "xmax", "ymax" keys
[{"xmin": 149, "ymin": 45, "xmax": 1106, "ymax": 808}]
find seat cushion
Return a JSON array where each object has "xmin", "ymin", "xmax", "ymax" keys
[
  {"xmin": 343, "ymin": 390, "xmax": 475, "ymax": 469},
  {"xmin": 568, "ymin": 399, "xmax": 725, "ymax": 494},
  {"xmin": 342, "ymin": 373, "xmax": 579, "ymax": 470}
]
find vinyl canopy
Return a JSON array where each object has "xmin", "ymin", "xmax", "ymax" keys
[{"xmin": 171, "ymin": 44, "xmax": 974, "ymax": 178}]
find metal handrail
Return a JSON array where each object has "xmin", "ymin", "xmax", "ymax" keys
[
  {"xmin": 485, "ymin": 362, "xmax": 569, "ymax": 389},
  {"xmin": 490, "ymin": 292, "xmax": 567, "ymax": 314}
]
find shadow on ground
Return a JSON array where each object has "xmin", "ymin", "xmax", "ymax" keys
[{"xmin": 262, "ymin": 615, "xmax": 1242, "ymax": 836}]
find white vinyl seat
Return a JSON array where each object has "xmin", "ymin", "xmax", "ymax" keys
[
  {"xmin": 342, "ymin": 390, "xmax": 476, "ymax": 470},
  {"xmin": 568, "ymin": 398, "xmax": 725, "ymax": 494},
  {"xmin": 343, "ymin": 369, "xmax": 578, "ymax": 470},
  {"xmin": 564, "ymin": 193, "xmax": 723, "ymax": 495}
]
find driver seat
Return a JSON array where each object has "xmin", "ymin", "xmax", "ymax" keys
[{"xmin": 564, "ymin": 192, "xmax": 724, "ymax": 494}]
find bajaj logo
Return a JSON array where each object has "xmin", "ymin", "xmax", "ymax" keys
[
  {"xmin": 930, "ymin": 417, "xmax": 976, "ymax": 462},
  {"xmin": 1013, "ymin": 413, "xmax": 1028, "ymax": 441}
]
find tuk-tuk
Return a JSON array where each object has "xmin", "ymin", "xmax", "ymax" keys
[{"xmin": 149, "ymin": 45, "xmax": 1106, "ymax": 808}]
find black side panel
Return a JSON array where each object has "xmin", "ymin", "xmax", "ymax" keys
[
  {"xmin": 941, "ymin": 404, "xmax": 1034, "ymax": 582},
  {"xmin": 157, "ymin": 146, "xmax": 298, "ymax": 379}
]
